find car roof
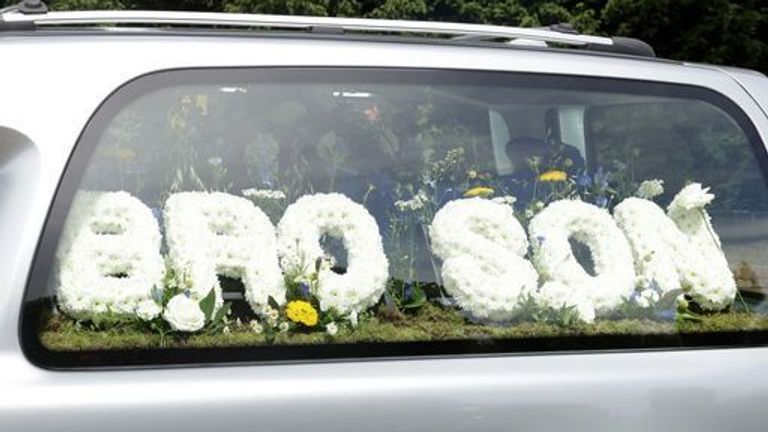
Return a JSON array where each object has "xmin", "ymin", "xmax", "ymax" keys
[{"xmin": 0, "ymin": 8, "xmax": 658, "ymax": 59}]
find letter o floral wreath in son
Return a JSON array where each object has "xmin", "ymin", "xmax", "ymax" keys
[
  {"xmin": 277, "ymin": 193, "xmax": 389, "ymax": 315},
  {"xmin": 429, "ymin": 198, "xmax": 539, "ymax": 322},
  {"xmin": 529, "ymin": 199, "xmax": 636, "ymax": 321}
]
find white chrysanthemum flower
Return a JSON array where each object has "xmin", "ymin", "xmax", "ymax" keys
[
  {"xmin": 56, "ymin": 191, "xmax": 165, "ymax": 319},
  {"xmin": 249, "ymin": 320, "xmax": 264, "ymax": 334},
  {"xmin": 262, "ymin": 306, "xmax": 280, "ymax": 326},
  {"xmin": 326, "ymin": 322, "xmax": 339, "ymax": 336},
  {"xmin": 164, "ymin": 192, "xmax": 285, "ymax": 314},
  {"xmin": 636, "ymin": 179, "xmax": 664, "ymax": 199},
  {"xmin": 136, "ymin": 299, "xmax": 162, "ymax": 321},
  {"xmin": 529, "ymin": 199, "xmax": 636, "ymax": 317},
  {"xmin": 634, "ymin": 288, "xmax": 661, "ymax": 308},
  {"xmin": 394, "ymin": 190, "xmax": 429, "ymax": 212},
  {"xmin": 163, "ymin": 294, "xmax": 205, "ymax": 332},
  {"xmin": 671, "ymin": 183, "xmax": 714, "ymax": 210},
  {"xmin": 278, "ymin": 322, "xmax": 290, "ymax": 333},
  {"xmin": 430, "ymin": 198, "xmax": 538, "ymax": 321},
  {"xmin": 348, "ymin": 310, "xmax": 359, "ymax": 327},
  {"xmin": 491, "ymin": 195, "xmax": 517, "ymax": 206},
  {"xmin": 277, "ymin": 193, "xmax": 389, "ymax": 315},
  {"xmin": 241, "ymin": 188, "xmax": 287, "ymax": 200},
  {"xmin": 614, "ymin": 184, "xmax": 735, "ymax": 311}
]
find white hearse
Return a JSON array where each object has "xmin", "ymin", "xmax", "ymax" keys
[{"xmin": 2, "ymin": 1, "xmax": 768, "ymax": 430}]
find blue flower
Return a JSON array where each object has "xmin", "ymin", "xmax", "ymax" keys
[
  {"xmin": 595, "ymin": 196, "xmax": 608, "ymax": 208},
  {"xmin": 299, "ymin": 282, "xmax": 311, "ymax": 299},
  {"xmin": 575, "ymin": 173, "xmax": 592, "ymax": 188}
]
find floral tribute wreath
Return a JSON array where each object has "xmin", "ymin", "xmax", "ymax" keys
[
  {"xmin": 615, "ymin": 184, "xmax": 736, "ymax": 311},
  {"xmin": 54, "ymin": 182, "xmax": 737, "ymax": 332},
  {"xmin": 164, "ymin": 192, "xmax": 285, "ymax": 315},
  {"xmin": 277, "ymin": 193, "xmax": 389, "ymax": 315},
  {"xmin": 56, "ymin": 191, "xmax": 165, "ymax": 319},
  {"xmin": 429, "ymin": 198, "xmax": 539, "ymax": 321},
  {"xmin": 529, "ymin": 199, "xmax": 636, "ymax": 322}
]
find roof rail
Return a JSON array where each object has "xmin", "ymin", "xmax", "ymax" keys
[
  {"xmin": 0, "ymin": 9, "xmax": 614, "ymax": 46},
  {"xmin": 0, "ymin": 7, "xmax": 656, "ymax": 57}
]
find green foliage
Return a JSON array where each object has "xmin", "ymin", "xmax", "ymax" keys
[
  {"xmin": 199, "ymin": 288, "xmax": 217, "ymax": 322},
  {"xmin": 602, "ymin": 0, "xmax": 768, "ymax": 73},
  {"xmin": 40, "ymin": 302, "xmax": 768, "ymax": 351}
]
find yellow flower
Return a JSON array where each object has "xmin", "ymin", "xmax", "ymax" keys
[
  {"xmin": 285, "ymin": 300, "xmax": 319, "ymax": 327},
  {"xmin": 538, "ymin": 170, "xmax": 567, "ymax": 182},
  {"xmin": 464, "ymin": 186, "xmax": 494, "ymax": 198}
]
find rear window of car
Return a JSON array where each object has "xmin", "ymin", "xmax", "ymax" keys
[{"xmin": 21, "ymin": 68, "xmax": 768, "ymax": 368}]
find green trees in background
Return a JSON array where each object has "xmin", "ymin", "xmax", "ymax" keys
[{"xmin": 3, "ymin": 0, "xmax": 767, "ymax": 73}]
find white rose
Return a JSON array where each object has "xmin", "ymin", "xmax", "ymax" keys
[
  {"xmin": 136, "ymin": 299, "xmax": 162, "ymax": 321},
  {"xmin": 163, "ymin": 294, "xmax": 205, "ymax": 332}
]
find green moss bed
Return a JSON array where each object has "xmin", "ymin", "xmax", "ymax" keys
[{"xmin": 39, "ymin": 301, "xmax": 768, "ymax": 352}]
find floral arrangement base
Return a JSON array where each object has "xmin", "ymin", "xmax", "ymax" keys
[{"xmin": 39, "ymin": 302, "xmax": 768, "ymax": 352}]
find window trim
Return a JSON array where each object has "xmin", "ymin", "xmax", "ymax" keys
[{"xmin": 20, "ymin": 66, "xmax": 768, "ymax": 370}]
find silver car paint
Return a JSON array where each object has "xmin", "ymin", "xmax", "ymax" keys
[{"xmin": 1, "ymin": 34, "xmax": 768, "ymax": 431}]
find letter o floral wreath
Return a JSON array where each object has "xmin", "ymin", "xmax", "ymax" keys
[
  {"xmin": 277, "ymin": 193, "xmax": 389, "ymax": 315},
  {"xmin": 529, "ymin": 199, "xmax": 636, "ymax": 320}
]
